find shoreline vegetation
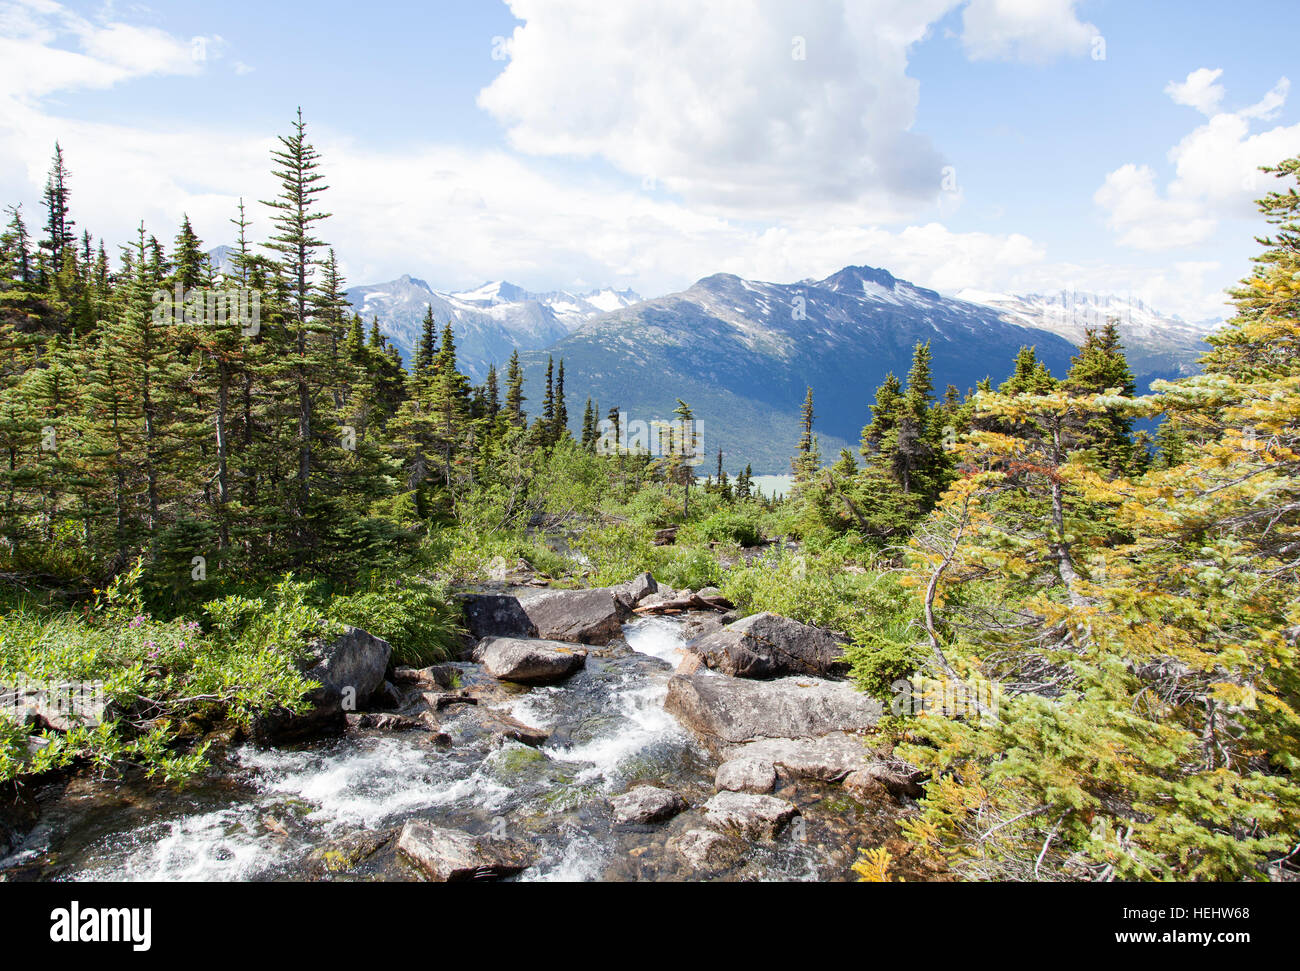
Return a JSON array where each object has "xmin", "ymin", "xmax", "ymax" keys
[{"xmin": 1, "ymin": 117, "xmax": 1298, "ymax": 882}]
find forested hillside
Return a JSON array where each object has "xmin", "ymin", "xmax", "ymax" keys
[{"xmin": 2, "ymin": 114, "xmax": 1297, "ymax": 882}]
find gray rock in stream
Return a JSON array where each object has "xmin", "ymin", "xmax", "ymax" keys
[
  {"xmin": 663, "ymin": 673, "xmax": 882, "ymax": 756},
  {"xmin": 714, "ymin": 756, "xmax": 778, "ymax": 794},
  {"xmin": 459, "ymin": 593, "xmax": 539, "ymax": 640},
  {"xmin": 514, "ymin": 587, "xmax": 631, "ymax": 644},
  {"xmin": 721, "ymin": 733, "xmax": 875, "ymax": 783},
  {"xmin": 669, "ymin": 828, "xmax": 746, "ymax": 870},
  {"xmin": 687, "ymin": 612, "xmax": 849, "ymax": 679},
  {"xmin": 614, "ymin": 572, "xmax": 659, "ymax": 609},
  {"xmin": 701, "ymin": 791, "xmax": 800, "ymax": 840},
  {"xmin": 397, "ymin": 821, "xmax": 531, "ymax": 882},
  {"xmin": 610, "ymin": 786, "xmax": 688, "ymax": 825},
  {"xmin": 475, "ymin": 637, "xmax": 587, "ymax": 685},
  {"xmin": 253, "ymin": 627, "xmax": 393, "ymax": 744}
]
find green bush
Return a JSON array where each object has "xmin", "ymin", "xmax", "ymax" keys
[
  {"xmin": 326, "ymin": 576, "xmax": 464, "ymax": 667},
  {"xmin": 0, "ymin": 567, "xmax": 322, "ymax": 784},
  {"xmin": 683, "ymin": 509, "xmax": 763, "ymax": 547},
  {"xmin": 658, "ymin": 546, "xmax": 724, "ymax": 591}
]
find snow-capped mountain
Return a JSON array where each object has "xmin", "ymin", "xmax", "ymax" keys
[
  {"xmin": 520, "ymin": 265, "xmax": 1082, "ymax": 473},
  {"xmin": 345, "ymin": 276, "xmax": 641, "ymax": 381},
  {"xmin": 957, "ymin": 289, "xmax": 1218, "ymax": 389}
]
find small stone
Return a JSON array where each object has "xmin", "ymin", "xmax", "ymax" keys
[
  {"xmin": 610, "ymin": 786, "xmax": 688, "ymax": 825},
  {"xmin": 669, "ymin": 828, "xmax": 745, "ymax": 869},
  {"xmin": 715, "ymin": 757, "xmax": 778, "ymax": 794},
  {"xmin": 701, "ymin": 791, "xmax": 800, "ymax": 840}
]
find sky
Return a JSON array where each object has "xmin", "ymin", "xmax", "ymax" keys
[{"xmin": 2, "ymin": 0, "xmax": 1298, "ymax": 322}]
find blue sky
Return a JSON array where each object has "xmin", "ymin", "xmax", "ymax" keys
[{"xmin": 2, "ymin": 0, "xmax": 1298, "ymax": 321}]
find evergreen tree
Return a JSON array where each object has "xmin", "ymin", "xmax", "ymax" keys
[
  {"xmin": 39, "ymin": 143, "xmax": 75, "ymax": 284},
  {"xmin": 261, "ymin": 107, "xmax": 331, "ymax": 517},
  {"xmin": 504, "ymin": 349, "xmax": 526, "ymax": 426}
]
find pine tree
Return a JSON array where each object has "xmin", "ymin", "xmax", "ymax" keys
[
  {"xmin": 414, "ymin": 305, "xmax": 436, "ymax": 376},
  {"xmin": 39, "ymin": 143, "xmax": 75, "ymax": 285},
  {"xmin": 504, "ymin": 349, "xmax": 526, "ymax": 426},
  {"xmin": 172, "ymin": 215, "xmax": 207, "ymax": 292},
  {"xmin": 1064, "ymin": 321, "xmax": 1137, "ymax": 474},
  {"xmin": 261, "ymin": 107, "xmax": 331, "ymax": 517},
  {"xmin": 792, "ymin": 386, "xmax": 820, "ymax": 483}
]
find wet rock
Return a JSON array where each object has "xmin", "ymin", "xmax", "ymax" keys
[
  {"xmin": 475, "ymin": 637, "xmax": 587, "ymax": 685},
  {"xmin": 397, "ymin": 821, "xmax": 531, "ymax": 882},
  {"xmin": 688, "ymin": 612, "xmax": 848, "ymax": 679},
  {"xmin": 252, "ymin": 627, "xmax": 393, "ymax": 744},
  {"xmin": 345, "ymin": 712, "xmax": 425, "ymax": 732},
  {"xmin": 306, "ymin": 627, "xmax": 392, "ymax": 705},
  {"xmin": 715, "ymin": 756, "xmax": 778, "ymax": 794},
  {"xmin": 723, "ymin": 733, "xmax": 873, "ymax": 783},
  {"xmin": 843, "ymin": 762, "xmax": 926, "ymax": 802},
  {"xmin": 680, "ymin": 612, "xmax": 727, "ymax": 643},
  {"xmin": 459, "ymin": 593, "xmax": 539, "ymax": 640},
  {"xmin": 669, "ymin": 828, "xmax": 745, "ymax": 870},
  {"xmin": 664, "ymin": 673, "xmax": 882, "ymax": 756},
  {"xmin": 393, "ymin": 666, "xmax": 444, "ymax": 688},
  {"xmin": 514, "ymin": 588, "xmax": 630, "ymax": 644},
  {"xmin": 676, "ymin": 653, "xmax": 704, "ymax": 675},
  {"xmin": 610, "ymin": 786, "xmax": 688, "ymax": 825},
  {"xmin": 305, "ymin": 830, "xmax": 394, "ymax": 877},
  {"xmin": 614, "ymin": 572, "xmax": 659, "ymax": 609},
  {"xmin": 701, "ymin": 791, "xmax": 800, "ymax": 840}
]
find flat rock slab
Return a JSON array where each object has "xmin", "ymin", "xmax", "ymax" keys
[
  {"xmin": 688, "ymin": 612, "xmax": 848, "ymax": 679},
  {"xmin": 397, "ymin": 821, "xmax": 531, "ymax": 882},
  {"xmin": 669, "ymin": 828, "xmax": 746, "ymax": 870},
  {"xmin": 475, "ymin": 636, "xmax": 587, "ymax": 685},
  {"xmin": 664, "ymin": 673, "xmax": 882, "ymax": 756},
  {"xmin": 714, "ymin": 756, "xmax": 778, "ymax": 794},
  {"xmin": 610, "ymin": 786, "xmax": 688, "ymax": 825},
  {"xmin": 514, "ymin": 587, "xmax": 630, "ymax": 644},
  {"xmin": 722, "ymin": 733, "xmax": 874, "ymax": 783},
  {"xmin": 701, "ymin": 791, "xmax": 800, "ymax": 841}
]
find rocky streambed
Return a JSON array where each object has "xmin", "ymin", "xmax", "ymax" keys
[{"xmin": 0, "ymin": 578, "xmax": 940, "ymax": 882}]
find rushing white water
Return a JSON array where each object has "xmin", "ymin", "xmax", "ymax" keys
[
  {"xmin": 47, "ymin": 615, "xmax": 860, "ymax": 883},
  {"xmin": 624, "ymin": 616, "xmax": 690, "ymax": 664}
]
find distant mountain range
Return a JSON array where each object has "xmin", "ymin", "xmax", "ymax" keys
[
  {"xmin": 206, "ymin": 246, "xmax": 1218, "ymax": 473},
  {"xmin": 957, "ymin": 289, "xmax": 1216, "ymax": 389},
  {"xmin": 343, "ymin": 276, "xmax": 640, "ymax": 382},
  {"xmin": 517, "ymin": 265, "xmax": 1153, "ymax": 473}
]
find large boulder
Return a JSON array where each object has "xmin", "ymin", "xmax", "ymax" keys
[
  {"xmin": 687, "ymin": 612, "xmax": 848, "ymax": 679},
  {"xmin": 664, "ymin": 673, "xmax": 882, "ymax": 756},
  {"xmin": 701, "ymin": 791, "xmax": 800, "ymax": 840},
  {"xmin": 253, "ymin": 627, "xmax": 392, "ymax": 744},
  {"xmin": 610, "ymin": 786, "xmax": 688, "ymax": 825},
  {"xmin": 514, "ymin": 588, "xmax": 630, "ymax": 644},
  {"xmin": 397, "ymin": 821, "xmax": 531, "ymax": 882},
  {"xmin": 475, "ymin": 637, "xmax": 587, "ymax": 685},
  {"xmin": 458, "ymin": 593, "xmax": 538, "ymax": 640}
]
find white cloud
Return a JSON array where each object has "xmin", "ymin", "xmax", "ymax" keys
[
  {"xmin": 960, "ymin": 0, "xmax": 1097, "ymax": 64},
  {"xmin": 1165, "ymin": 67, "xmax": 1224, "ymax": 116},
  {"xmin": 0, "ymin": 1, "xmax": 1235, "ymax": 324},
  {"xmin": 1097, "ymin": 71, "xmax": 1300, "ymax": 251},
  {"xmin": 0, "ymin": 0, "xmax": 212, "ymax": 102},
  {"xmin": 478, "ymin": 0, "xmax": 965, "ymax": 221}
]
